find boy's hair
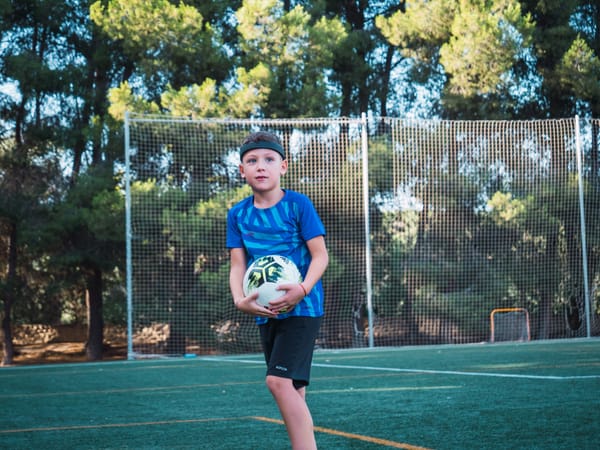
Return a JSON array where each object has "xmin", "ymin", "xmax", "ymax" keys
[{"xmin": 240, "ymin": 131, "xmax": 285, "ymax": 161}]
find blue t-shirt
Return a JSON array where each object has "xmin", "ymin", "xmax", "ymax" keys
[{"xmin": 226, "ymin": 189, "xmax": 326, "ymax": 323}]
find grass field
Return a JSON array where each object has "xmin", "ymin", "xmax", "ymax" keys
[{"xmin": 1, "ymin": 339, "xmax": 599, "ymax": 449}]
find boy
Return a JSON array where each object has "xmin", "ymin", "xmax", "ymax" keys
[{"xmin": 227, "ymin": 131, "xmax": 328, "ymax": 449}]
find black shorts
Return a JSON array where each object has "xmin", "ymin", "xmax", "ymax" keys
[{"xmin": 259, "ymin": 316, "xmax": 322, "ymax": 389}]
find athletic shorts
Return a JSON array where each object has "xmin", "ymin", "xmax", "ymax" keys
[{"xmin": 259, "ymin": 316, "xmax": 322, "ymax": 389}]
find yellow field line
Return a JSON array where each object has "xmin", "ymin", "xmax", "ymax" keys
[
  {"xmin": 311, "ymin": 385, "xmax": 460, "ymax": 394},
  {"xmin": 251, "ymin": 416, "xmax": 432, "ymax": 450},
  {"xmin": 0, "ymin": 380, "xmax": 264, "ymax": 399},
  {"xmin": 0, "ymin": 417, "xmax": 238, "ymax": 434},
  {"xmin": 2, "ymin": 415, "xmax": 432, "ymax": 449}
]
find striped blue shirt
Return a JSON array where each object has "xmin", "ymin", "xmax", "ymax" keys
[{"xmin": 227, "ymin": 190, "xmax": 326, "ymax": 323}]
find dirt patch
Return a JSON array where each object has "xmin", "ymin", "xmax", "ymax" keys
[
  {"xmin": 1, "ymin": 324, "xmax": 128, "ymax": 366},
  {"xmin": 9, "ymin": 342, "xmax": 127, "ymax": 366}
]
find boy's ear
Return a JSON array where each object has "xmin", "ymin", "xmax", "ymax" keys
[
  {"xmin": 280, "ymin": 159, "xmax": 288, "ymax": 174},
  {"xmin": 239, "ymin": 163, "xmax": 246, "ymax": 178}
]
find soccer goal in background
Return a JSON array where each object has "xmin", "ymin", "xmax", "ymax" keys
[
  {"xmin": 124, "ymin": 113, "xmax": 598, "ymax": 359},
  {"xmin": 490, "ymin": 308, "xmax": 531, "ymax": 343}
]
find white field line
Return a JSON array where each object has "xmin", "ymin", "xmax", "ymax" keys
[{"xmin": 201, "ymin": 357, "xmax": 600, "ymax": 381}]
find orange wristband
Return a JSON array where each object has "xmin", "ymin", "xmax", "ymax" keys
[{"xmin": 299, "ymin": 283, "xmax": 308, "ymax": 296}]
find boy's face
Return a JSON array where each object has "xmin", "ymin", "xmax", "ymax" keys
[{"xmin": 239, "ymin": 148, "xmax": 288, "ymax": 192}]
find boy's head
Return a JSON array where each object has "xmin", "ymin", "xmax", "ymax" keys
[{"xmin": 240, "ymin": 131, "xmax": 285, "ymax": 161}]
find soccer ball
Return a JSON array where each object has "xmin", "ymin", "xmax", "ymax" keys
[{"xmin": 243, "ymin": 255, "xmax": 302, "ymax": 307}]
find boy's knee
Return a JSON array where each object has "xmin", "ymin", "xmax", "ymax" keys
[{"xmin": 265, "ymin": 375, "xmax": 292, "ymax": 394}]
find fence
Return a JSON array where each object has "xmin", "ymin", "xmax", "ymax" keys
[{"xmin": 124, "ymin": 114, "xmax": 599, "ymax": 358}]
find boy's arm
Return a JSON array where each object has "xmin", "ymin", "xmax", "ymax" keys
[
  {"xmin": 229, "ymin": 247, "xmax": 277, "ymax": 317},
  {"xmin": 301, "ymin": 235, "xmax": 329, "ymax": 294},
  {"xmin": 269, "ymin": 235, "xmax": 328, "ymax": 314},
  {"xmin": 229, "ymin": 247, "xmax": 247, "ymax": 305}
]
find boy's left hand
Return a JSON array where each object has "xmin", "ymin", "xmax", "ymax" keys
[{"xmin": 268, "ymin": 283, "xmax": 306, "ymax": 314}]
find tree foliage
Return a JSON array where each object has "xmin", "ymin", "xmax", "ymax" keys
[{"xmin": 0, "ymin": 0, "xmax": 599, "ymax": 360}]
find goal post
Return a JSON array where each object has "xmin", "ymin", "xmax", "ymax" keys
[{"xmin": 490, "ymin": 308, "xmax": 531, "ymax": 343}]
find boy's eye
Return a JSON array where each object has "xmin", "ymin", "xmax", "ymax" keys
[{"xmin": 244, "ymin": 156, "xmax": 277, "ymax": 165}]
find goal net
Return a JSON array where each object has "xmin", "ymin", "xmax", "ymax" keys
[
  {"xmin": 490, "ymin": 308, "xmax": 531, "ymax": 343},
  {"xmin": 124, "ymin": 114, "xmax": 597, "ymax": 358}
]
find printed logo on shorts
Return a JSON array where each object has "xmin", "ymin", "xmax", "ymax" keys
[{"xmin": 275, "ymin": 365, "xmax": 288, "ymax": 372}]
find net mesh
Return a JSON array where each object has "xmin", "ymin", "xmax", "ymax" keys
[{"xmin": 125, "ymin": 114, "xmax": 599, "ymax": 357}]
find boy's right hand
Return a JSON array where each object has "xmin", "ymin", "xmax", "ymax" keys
[{"xmin": 235, "ymin": 292, "xmax": 278, "ymax": 318}]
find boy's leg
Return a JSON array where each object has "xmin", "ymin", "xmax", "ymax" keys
[
  {"xmin": 266, "ymin": 375, "xmax": 316, "ymax": 450},
  {"xmin": 259, "ymin": 317, "xmax": 322, "ymax": 449}
]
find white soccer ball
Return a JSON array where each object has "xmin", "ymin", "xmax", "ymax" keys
[{"xmin": 243, "ymin": 255, "xmax": 303, "ymax": 307}]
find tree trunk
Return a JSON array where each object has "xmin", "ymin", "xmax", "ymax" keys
[
  {"xmin": 538, "ymin": 229, "xmax": 560, "ymax": 339},
  {"xmin": 592, "ymin": 121, "xmax": 599, "ymax": 189},
  {"xmin": 1, "ymin": 222, "xmax": 18, "ymax": 366},
  {"xmin": 85, "ymin": 267, "xmax": 104, "ymax": 361},
  {"xmin": 1, "ymin": 304, "xmax": 14, "ymax": 366},
  {"xmin": 537, "ymin": 291, "xmax": 552, "ymax": 340},
  {"xmin": 166, "ymin": 292, "xmax": 186, "ymax": 355}
]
